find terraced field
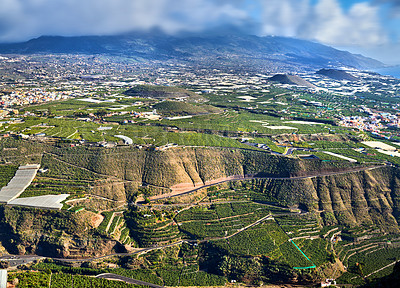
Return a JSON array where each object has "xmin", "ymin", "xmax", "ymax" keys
[{"xmin": 176, "ymin": 202, "xmax": 271, "ymax": 239}]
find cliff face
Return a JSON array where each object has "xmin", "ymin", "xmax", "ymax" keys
[
  {"xmin": 49, "ymin": 147, "xmax": 360, "ymax": 199},
  {"xmin": 243, "ymin": 167, "xmax": 400, "ymax": 232},
  {"xmin": 314, "ymin": 169, "xmax": 397, "ymax": 230},
  {"xmin": 0, "ymin": 206, "xmax": 124, "ymax": 258},
  {"xmin": 53, "ymin": 147, "xmax": 244, "ymax": 187}
]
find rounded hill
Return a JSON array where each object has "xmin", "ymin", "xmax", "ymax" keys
[
  {"xmin": 124, "ymin": 85, "xmax": 206, "ymax": 103},
  {"xmin": 154, "ymin": 100, "xmax": 221, "ymax": 116},
  {"xmin": 269, "ymin": 74, "xmax": 316, "ymax": 88},
  {"xmin": 316, "ymin": 68, "xmax": 358, "ymax": 81}
]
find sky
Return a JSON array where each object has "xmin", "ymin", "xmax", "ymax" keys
[{"xmin": 0, "ymin": 0, "xmax": 399, "ymax": 64}]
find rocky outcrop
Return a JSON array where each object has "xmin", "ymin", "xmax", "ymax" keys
[
  {"xmin": 49, "ymin": 147, "xmax": 361, "ymax": 198},
  {"xmin": 0, "ymin": 206, "xmax": 125, "ymax": 258},
  {"xmin": 240, "ymin": 166, "xmax": 400, "ymax": 232}
]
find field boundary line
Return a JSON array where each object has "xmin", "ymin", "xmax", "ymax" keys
[{"xmin": 365, "ymin": 260, "xmax": 398, "ymax": 278}]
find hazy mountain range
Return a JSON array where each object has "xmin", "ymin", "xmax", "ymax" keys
[{"xmin": 0, "ymin": 30, "xmax": 384, "ymax": 71}]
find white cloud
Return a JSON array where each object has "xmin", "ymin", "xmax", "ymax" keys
[
  {"xmin": 261, "ymin": 0, "xmax": 388, "ymax": 47},
  {"xmin": 0, "ymin": 0, "xmax": 250, "ymax": 42},
  {"xmin": 261, "ymin": 0, "xmax": 310, "ymax": 37},
  {"xmin": 0, "ymin": 0, "xmax": 392, "ymax": 49}
]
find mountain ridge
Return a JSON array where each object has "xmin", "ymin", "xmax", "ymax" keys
[{"xmin": 0, "ymin": 31, "xmax": 384, "ymax": 70}]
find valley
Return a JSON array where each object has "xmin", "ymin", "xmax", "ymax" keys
[{"xmin": 0, "ymin": 40, "xmax": 400, "ymax": 287}]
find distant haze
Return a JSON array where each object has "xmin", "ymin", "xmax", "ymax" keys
[{"xmin": 0, "ymin": 0, "xmax": 399, "ymax": 64}]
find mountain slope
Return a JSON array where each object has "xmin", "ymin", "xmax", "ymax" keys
[
  {"xmin": 123, "ymin": 85, "xmax": 206, "ymax": 102},
  {"xmin": 0, "ymin": 31, "xmax": 384, "ymax": 70},
  {"xmin": 317, "ymin": 68, "xmax": 359, "ymax": 81},
  {"xmin": 269, "ymin": 74, "xmax": 316, "ymax": 88}
]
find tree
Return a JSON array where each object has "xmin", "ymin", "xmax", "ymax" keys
[
  {"xmin": 95, "ymin": 109, "xmax": 107, "ymax": 117},
  {"xmin": 73, "ymin": 111, "xmax": 89, "ymax": 118}
]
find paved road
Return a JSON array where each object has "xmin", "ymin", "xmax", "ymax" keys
[
  {"xmin": 0, "ymin": 255, "xmax": 43, "ymax": 267},
  {"xmin": 96, "ymin": 273, "xmax": 165, "ymax": 288}
]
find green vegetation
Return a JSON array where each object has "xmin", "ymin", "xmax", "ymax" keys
[
  {"xmin": 0, "ymin": 164, "xmax": 17, "ymax": 187},
  {"xmin": 154, "ymin": 100, "xmax": 221, "ymax": 116},
  {"xmin": 2, "ymin": 78, "xmax": 400, "ymax": 288},
  {"xmin": 177, "ymin": 202, "xmax": 271, "ymax": 239},
  {"xmin": 125, "ymin": 208, "xmax": 180, "ymax": 247},
  {"xmin": 14, "ymin": 272, "xmax": 143, "ymax": 288},
  {"xmin": 11, "ymin": 271, "xmax": 50, "ymax": 288},
  {"xmin": 20, "ymin": 177, "xmax": 90, "ymax": 197},
  {"xmin": 213, "ymin": 220, "xmax": 286, "ymax": 256},
  {"xmin": 337, "ymin": 246, "xmax": 400, "ymax": 285},
  {"xmin": 98, "ymin": 211, "xmax": 114, "ymax": 233},
  {"xmin": 124, "ymin": 85, "xmax": 206, "ymax": 102}
]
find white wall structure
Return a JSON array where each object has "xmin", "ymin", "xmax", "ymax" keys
[
  {"xmin": 8, "ymin": 194, "xmax": 70, "ymax": 210},
  {"xmin": 114, "ymin": 135, "xmax": 133, "ymax": 145},
  {"xmin": 0, "ymin": 164, "xmax": 40, "ymax": 204},
  {"xmin": 0, "ymin": 269, "xmax": 7, "ymax": 288}
]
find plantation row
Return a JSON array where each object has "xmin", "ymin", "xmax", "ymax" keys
[
  {"xmin": 31, "ymin": 257, "xmax": 227, "ymax": 287},
  {"xmin": 10, "ymin": 272, "xmax": 143, "ymax": 288},
  {"xmin": 128, "ymin": 218, "xmax": 181, "ymax": 247},
  {"xmin": 0, "ymin": 165, "xmax": 17, "ymax": 187},
  {"xmin": 275, "ymin": 215, "xmax": 320, "ymax": 237},
  {"xmin": 97, "ymin": 211, "xmax": 114, "ymax": 233},
  {"xmin": 41, "ymin": 153, "xmax": 104, "ymax": 181},
  {"xmin": 296, "ymin": 238, "xmax": 331, "ymax": 267},
  {"xmin": 176, "ymin": 202, "xmax": 270, "ymax": 222},
  {"xmin": 133, "ymin": 226, "xmax": 180, "ymax": 247},
  {"xmin": 346, "ymin": 246, "xmax": 400, "ymax": 276},
  {"xmin": 337, "ymin": 246, "xmax": 400, "ymax": 286},
  {"xmin": 278, "ymin": 241, "xmax": 312, "ymax": 268},
  {"xmin": 21, "ymin": 177, "xmax": 89, "ymax": 198},
  {"xmin": 213, "ymin": 220, "xmax": 286, "ymax": 256},
  {"xmin": 213, "ymin": 202, "xmax": 267, "ymax": 218},
  {"xmin": 109, "ymin": 215, "xmax": 123, "ymax": 234},
  {"xmin": 178, "ymin": 209, "xmax": 271, "ymax": 239},
  {"xmin": 175, "ymin": 206, "xmax": 219, "ymax": 222},
  {"xmin": 32, "ymin": 262, "xmax": 163, "ymax": 285}
]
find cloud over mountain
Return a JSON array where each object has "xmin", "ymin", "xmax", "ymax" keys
[
  {"xmin": 0, "ymin": 0, "xmax": 250, "ymax": 42},
  {"xmin": 0, "ymin": 0, "xmax": 392, "ymax": 49}
]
